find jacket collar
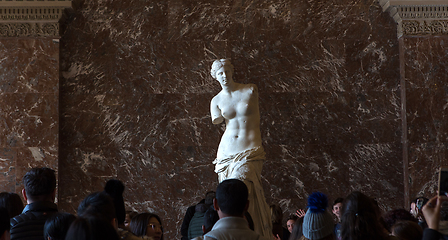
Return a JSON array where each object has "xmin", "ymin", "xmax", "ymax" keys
[
  {"xmin": 23, "ymin": 201, "xmax": 58, "ymax": 213},
  {"xmin": 212, "ymin": 216, "xmax": 249, "ymax": 230}
]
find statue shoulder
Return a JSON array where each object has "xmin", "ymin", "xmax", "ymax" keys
[
  {"xmin": 211, "ymin": 91, "xmax": 225, "ymax": 106},
  {"xmin": 245, "ymin": 83, "xmax": 258, "ymax": 95}
]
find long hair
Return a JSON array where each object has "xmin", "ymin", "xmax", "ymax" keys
[
  {"xmin": 340, "ymin": 191, "xmax": 388, "ymax": 240},
  {"xmin": 0, "ymin": 208, "xmax": 9, "ymax": 237},
  {"xmin": 0, "ymin": 192, "xmax": 24, "ymax": 218},
  {"xmin": 104, "ymin": 179, "xmax": 126, "ymax": 225},
  {"xmin": 43, "ymin": 212, "xmax": 76, "ymax": 240},
  {"xmin": 129, "ymin": 212, "xmax": 163, "ymax": 240},
  {"xmin": 65, "ymin": 215, "xmax": 120, "ymax": 240},
  {"xmin": 77, "ymin": 192, "xmax": 116, "ymax": 222},
  {"xmin": 391, "ymin": 220, "xmax": 422, "ymax": 240}
]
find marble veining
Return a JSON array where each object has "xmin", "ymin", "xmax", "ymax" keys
[{"xmin": 6, "ymin": 0, "xmax": 447, "ymax": 239}]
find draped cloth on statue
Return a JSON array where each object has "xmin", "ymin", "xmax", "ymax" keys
[{"xmin": 212, "ymin": 146, "xmax": 272, "ymax": 238}]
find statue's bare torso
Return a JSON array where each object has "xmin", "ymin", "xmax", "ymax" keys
[{"xmin": 211, "ymin": 82, "xmax": 262, "ymax": 159}]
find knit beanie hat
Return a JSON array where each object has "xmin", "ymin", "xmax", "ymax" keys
[{"xmin": 302, "ymin": 192, "xmax": 335, "ymax": 240}]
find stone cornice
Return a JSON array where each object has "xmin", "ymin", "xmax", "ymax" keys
[
  {"xmin": 379, "ymin": 0, "xmax": 448, "ymax": 38},
  {"xmin": 0, "ymin": 0, "xmax": 72, "ymax": 37}
]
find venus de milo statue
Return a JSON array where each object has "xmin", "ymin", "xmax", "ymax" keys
[{"xmin": 210, "ymin": 59, "xmax": 272, "ymax": 238}]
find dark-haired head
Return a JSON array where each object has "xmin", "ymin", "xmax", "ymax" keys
[
  {"xmin": 333, "ymin": 197, "xmax": 344, "ymax": 221},
  {"xmin": 383, "ymin": 209, "xmax": 418, "ymax": 233},
  {"xmin": 44, "ymin": 212, "xmax": 76, "ymax": 240},
  {"xmin": 287, "ymin": 214, "xmax": 299, "ymax": 234},
  {"xmin": 22, "ymin": 167, "xmax": 56, "ymax": 202},
  {"xmin": 0, "ymin": 207, "xmax": 10, "ymax": 239},
  {"xmin": 129, "ymin": 212, "xmax": 163, "ymax": 240},
  {"xmin": 124, "ymin": 210, "xmax": 138, "ymax": 230},
  {"xmin": 340, "ymin": 191, "xmax": 388, "ymax": 240},
  {"xmin": 65, "ymin": 215, "xmax": 120, "ymax": 240},
  {"xmin": 203, "ymin": 207, "xmax": 219, "ymax": 233},
  {"xmin": 333, "ymin": 198, "xmax": 344, "ymax": 206},
  {"xmin": 214, "ymin": 179, "xmax": 248, "ymax": 217},
  {"xmin": 204, "ymin": 191, "xmax": 216, "ymax": 205},
  {"xmin": 103, "ymin": 179, "xmax": 126, "ymax": 225},
  {"xmin": 0, "ymin": 192, "xmax": 24, "ymax": 218},
  {"xmin": 77, "ymin": 192, "xmax": 116, "ymax": 225},
  {"xmin": 288, "ymin": 219, "xmax": 303, "ymax": 240},
  {"xmin": 270, "ymin": 204, "xmax": 283, "ymax": 224},
  {"xmin": 391, "ymin": 220, "xmax": 422, "ymax": 240}
]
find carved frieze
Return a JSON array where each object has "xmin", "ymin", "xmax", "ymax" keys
[
  {"xmin": 0, "ymin": 0, "xmax": 71, "ymax": 37},
  {"xmin": 402, "ymin": 20, "xmax": 448, "ymax": 35},
  {"xmin": 0, "ymin": 22, "xmax": 58, "ymax": 37},
  {"xmin": 379, "ymin": 0, "xmax": 448, "ymax": 38}
]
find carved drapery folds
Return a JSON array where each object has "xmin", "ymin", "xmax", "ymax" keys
[
  {"xmin": 379, "ymin": 0, "xmax": 448, "ymax": 38},
  {"xmin": 0, "ymin": 0, "xmax": 72, "ymax": 37}
]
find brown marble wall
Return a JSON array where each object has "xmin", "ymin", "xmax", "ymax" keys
[
  {"xmin": 56, "ymin": 0, "xmax": 403, "ymax": 239},
  {"xmin": 404, "ymin": 36, "xmax": 448, "ymax": 199},
  {"xmin": 0, "ymin": 38, "xmax": 59, "ymax": 196}
]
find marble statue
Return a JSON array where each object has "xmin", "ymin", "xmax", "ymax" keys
[{"xmin": 210, "ymin": 59, "xmax": 272, "ymax": 238}]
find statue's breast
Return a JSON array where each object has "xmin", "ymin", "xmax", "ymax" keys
[
  {"xmin": 219, "ymin": 86, "xmax": 256, "ymax": 120},
  {"xmin": 220, "ymin": 105, "xmax": 237, "ymax": 119}
]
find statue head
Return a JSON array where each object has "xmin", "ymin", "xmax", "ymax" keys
[{"xmin": 210, "ymin": 59, "xmax": 234, "ymax": 79}]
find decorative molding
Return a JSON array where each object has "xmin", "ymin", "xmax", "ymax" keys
[
  {"xmin": 0, "ymin": 0, "xmax": 71, "ymax": 37},
  {"xmin": 379, "ymin": 0, "xmax": 448, "ymax": 38},
  {"xmin": 0, "ymin": 22, "xmax": 58, "ymax": 37},
  {"xmin": 402, "ymin": 20, "xmax": 448, "ymax": 35}
]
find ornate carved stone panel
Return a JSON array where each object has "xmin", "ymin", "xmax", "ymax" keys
[
  {"xmin": 379, "ymin": 0, "xmax": 448, "ymax": 37},
  {"xmin": 0, "ymin": 0, "xmax": 71, "ymax": 37}
]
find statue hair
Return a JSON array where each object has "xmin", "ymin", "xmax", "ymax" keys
[{"xmin": 210, "ymin": 59, "xmax": 234, "ymax": 79}]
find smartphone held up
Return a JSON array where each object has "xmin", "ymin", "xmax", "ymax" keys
[{"xmin": 438, "ymin": 167, "xmax": 448, "ymax": 196}]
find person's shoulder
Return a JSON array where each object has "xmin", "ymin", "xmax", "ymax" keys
[
  {"xmin": 422, "ymin": 228, "xmax": 441, "ymax": 240},
  {"xmin": 117, "ymin": 228, "xmax": 153, "ymax": 240},
  {"xmin": 386, "ymin": 235, "xmax": 400, "ymax": 240},
  {"xmin": 192, "ymin": 236, "xmax": 204, "ymax": 240},
  {"xmin": 10, "ymin": 211, "xmax": 39, "ymax": 226},
  {"xmin": 11, "ymin": 204, "xmax": 58, "ymax": 227},
  {"xmin": 10, "ymin": 210, "xmax": 53, "ymax": 240},
  {"xmin": 203, "ymin": 230, "xmax": 219, "ymax": 240},
  {"xmin": 10, "ymin": 212, "xmax": 27, "ymax": 227},
  {"xmin": 203, "ymin": 235, "xmax": 217, "ymax": 240}
]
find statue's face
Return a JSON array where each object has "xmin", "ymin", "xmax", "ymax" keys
[{"xmin": 215, "ymin": 65, "xmax": 233, "ymax": 86}]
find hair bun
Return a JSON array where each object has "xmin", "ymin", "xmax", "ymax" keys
[{"xmin": 104, "ymin": 179, "xmax": 125, "ymax": 196}]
